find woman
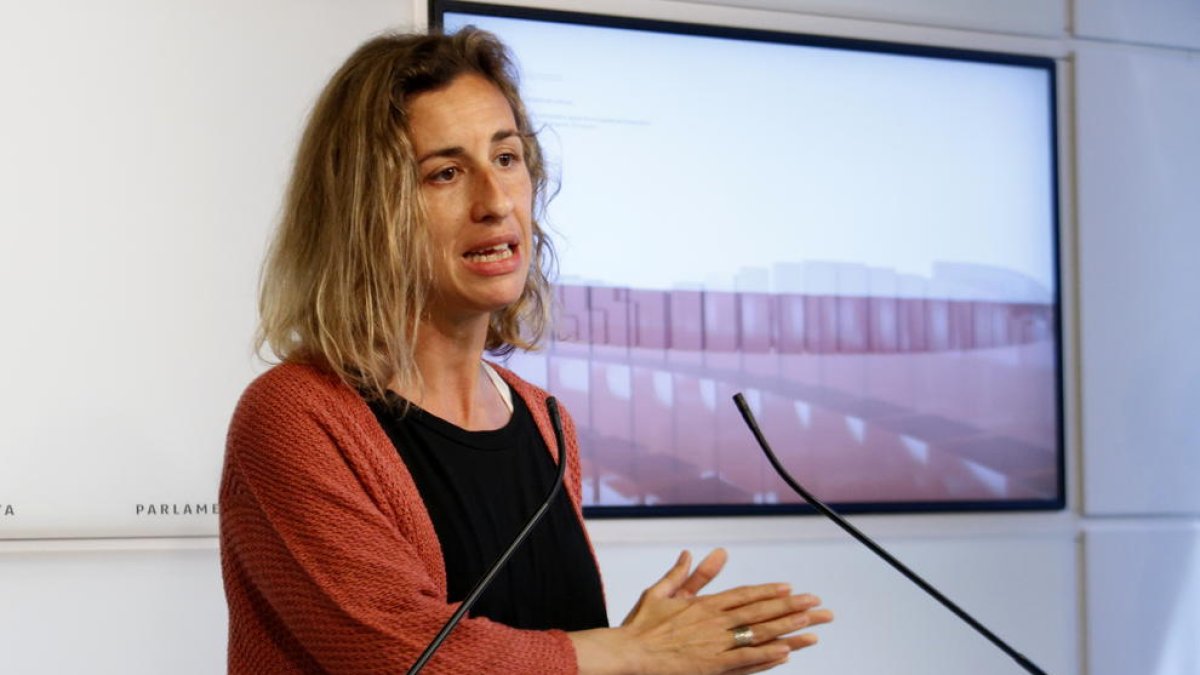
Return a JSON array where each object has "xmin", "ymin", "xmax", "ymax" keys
[{"xmin": 220, "ymin": 27, "xmax": 832, "ymax": 674}]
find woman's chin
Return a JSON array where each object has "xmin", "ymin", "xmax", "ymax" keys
[{"xmin": 430, "ymin": 290, "xmax": 525, "ymax": 323}]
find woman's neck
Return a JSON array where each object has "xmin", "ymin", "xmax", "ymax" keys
[{"xmin": 395, "ymin": 314, "xmax": 510, "ymax": 431}]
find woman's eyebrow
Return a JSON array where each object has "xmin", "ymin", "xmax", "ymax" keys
[
  {"xmin": 417, "ymin": 129, "xmax": 521, "ymax": 163},
  {"xmin": 492, "ymin": 129, "xmax": 520, "ymax": 143}
]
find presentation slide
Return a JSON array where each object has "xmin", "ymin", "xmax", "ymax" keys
[{"xmin": 447, "ymin": 10, "xmax": 1062, "ymax": 511}]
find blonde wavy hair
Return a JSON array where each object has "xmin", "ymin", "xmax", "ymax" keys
[{"xmin": 257, "ymin": 28, "xmax": 555, "ymax": 400}]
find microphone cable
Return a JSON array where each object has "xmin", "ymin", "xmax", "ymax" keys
[{"xmin": 732, "ymin": 392, "xmax": 1048, "ymax": 675}]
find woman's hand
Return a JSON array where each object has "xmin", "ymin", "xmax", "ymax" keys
[{"xmin": 569, "ymin": 549, "xmax": 833, "ymax": 675}]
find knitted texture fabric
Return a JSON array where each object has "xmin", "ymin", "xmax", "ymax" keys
[{"xmin": 220, "ymin": 362, "xmax": 591, "ymax": 674}]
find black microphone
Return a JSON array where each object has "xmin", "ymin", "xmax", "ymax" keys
[
  {"xmin": 731, "ymin": 392, "xmax": 1048, "ymax": 675},
  {"xmin": 407, "ymin": 396, "xmax": 570, "ymax": 675}
]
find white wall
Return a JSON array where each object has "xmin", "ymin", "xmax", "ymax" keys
[
  {"xmin": 0, "ymin": 0, "xmax": 412, "ymax": 539},
  {"xmin": 592, "ymin": 515, "xmax": 1078, "ymax": 674},
  {"xmin": 2, "ymin": 0, "xmax": 1197, "ymax": 673},
  {"xmin": 1073, "ymin": 2, "xmax": 1200, "ymax": 674},
  {"xmin": 0, "ymin": 540, "xmax": 226, "ymax": 675}
]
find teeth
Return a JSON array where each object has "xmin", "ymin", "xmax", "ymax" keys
[{"xmin": 464, "ymin": 243, "xmax": 514, "ymax": 263}]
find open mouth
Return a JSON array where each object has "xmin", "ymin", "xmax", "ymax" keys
[{"xmin": 463, "ymin": 242, "xmax": 516, "ymax": 263}]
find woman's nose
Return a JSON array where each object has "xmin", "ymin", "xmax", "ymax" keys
[{"xmin": 470, "ymin": 168, "xmax": 515, "ymax": 223}]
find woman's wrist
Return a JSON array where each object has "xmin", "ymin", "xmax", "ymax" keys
[{"xmin": 568, "ymin": 626, "xmax": 636, "ymax": 675}]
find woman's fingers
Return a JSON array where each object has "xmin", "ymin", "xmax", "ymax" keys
[
  {"xmin": 731, "ymin": 605, "xmax": 834, "ymax": 649},
  {"xmin": 803, "ymin": 607, "xmax": 834, "ymax": 629},
  {"xmin": 676, "ymin": 548, "xmax": 727, "ymax": 599},
  {"xmin": 736, "ymin": 611, "xmax": 809, "ymax": 647},
  {"xmin": 621, "ymin": 550, "xmax": 694, "ymax": 626},
  {"xmin": 783, "ymin": 631, "xmax": 821, "ymax": 649},
  {"xmin": 649, "ymin": 550, "xmax": 693, "ymax": 597},
  {"xmin": 714, "ymin": 642, "xmax": 792, "ymax": 673},
  {"xmin": 700, "ymin": 581, "xmax": 793, "ymax": 613},
  {"xmin": 715, "ymin": 631, "xmax": 828, "ymax": 675},
  {"xmin": 649, "ymin": 549, "xmax": 692, "ymax": 598},
  {"xmin": 634, "ymin": 549, "xmax": 692, "ymax": 611},
  {"xmin": 723, "ymin": 594, "xmax": 824, "ymax": 629},
  {"xmin": 722, "ymin": 631, "xmax": 827, "ymax": 675},
  {"xmin": 727, "ymin": 653, "xmax": 790, "ymax": 675},
  {"xmin": 714, "ymin": 608, "xmax": 832, "ymax": 673}
]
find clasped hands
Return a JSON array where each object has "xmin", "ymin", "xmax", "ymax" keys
[{"xmin": 570, "ymin": 548, "xmax": 833, "ymax": 675}]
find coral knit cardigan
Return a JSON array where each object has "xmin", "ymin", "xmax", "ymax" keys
[{"xmin": 220, "ymin": 362, "xmax": 593, "ymax": 674}]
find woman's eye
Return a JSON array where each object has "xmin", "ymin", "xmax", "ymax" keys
[
  {"xmin": 430, "ymin": 167, "xmax": 458, "ymax": 182},
  {"xmin": 496, "ymin": 152, "xmax": 519, "ymax": 167}
]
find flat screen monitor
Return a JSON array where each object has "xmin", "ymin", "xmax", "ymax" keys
[{"xmin": 433, "ymin": 1, "xmax": 1064, "ymax": 516}]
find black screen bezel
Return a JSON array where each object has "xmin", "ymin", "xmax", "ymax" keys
[{"xmin": 431, "ymin": 0, "xmax": 1066, "ymax": 518}]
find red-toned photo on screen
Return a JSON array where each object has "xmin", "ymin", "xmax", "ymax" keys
[{"xmin": 445, "ymin": 5, "xmax": 1063, "ymax": 513}]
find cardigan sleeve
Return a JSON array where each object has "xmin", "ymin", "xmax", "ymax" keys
[{"xmin": 219, "ymin": 366, "xmax": 579, "ymax": 674}]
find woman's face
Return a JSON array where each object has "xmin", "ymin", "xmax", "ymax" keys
[{"xmin": 407, "ymin": 73, "xmax": 534, "ymax": 325}]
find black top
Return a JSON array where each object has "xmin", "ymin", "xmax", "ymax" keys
[{"xmin": 368, "ymin": 389, "xmax": 609, "ymax": 632}]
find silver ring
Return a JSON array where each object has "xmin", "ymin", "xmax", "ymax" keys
[{"xmin": 730, "ymin": 625, "xmax": 755, "ymax": 648}]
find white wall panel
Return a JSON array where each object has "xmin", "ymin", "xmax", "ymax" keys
[
  {"xmin": 0, "ymin": 542, "xmax": 226, "ymax": 675},
  {"xmin": 467, "ymin": 0, "xmax": 1066, "ymax": 58},
  {"xmin": 1084, "ymin": 521, "xmax": 1200, "ymax": 675},
  {"xmin": 0, "ymin": 531, "xmax": 1079, "ymax": 675},
  {"xmin": 1076, "ymin": 44, "xmax": 1200, "ymax": 516},
  {"xmin": 0, "ymin": 0, "xmax": 411, "ymax": 539},
  {"xmin": 1075, "ymin": 0, "xmax": 1200, "ymax": 51},
  {"xmin": 685, "ymin": 0, "xmax": 1066, "ymax": 37}
]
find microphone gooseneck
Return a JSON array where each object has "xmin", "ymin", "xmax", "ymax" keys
[
  {"xmin": 407, "ymin": 396, "xmax": 570, "ymax": 675},
  {"xmin": 731, "ymin": 393, "xmax": 1048, "ymax": 675}
]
